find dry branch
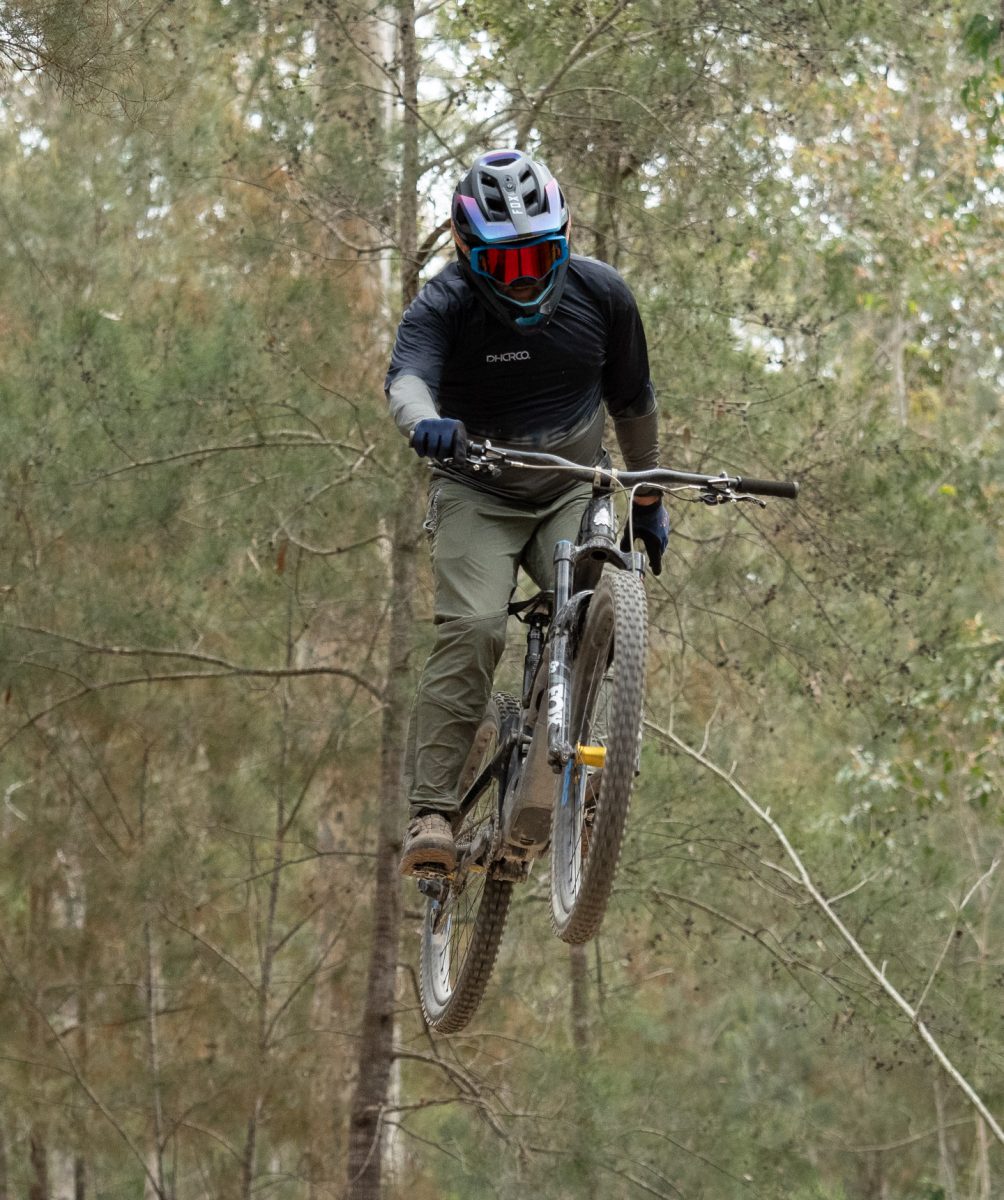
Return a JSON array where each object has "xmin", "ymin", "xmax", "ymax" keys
[{"xmin": 645, "ymin": 719, "xmax": 1004, "ymax": 1147}]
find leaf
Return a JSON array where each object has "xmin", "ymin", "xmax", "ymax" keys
[{"xmin": 962, "ymin": 13, "xmax": 1000, "ymax": 61}]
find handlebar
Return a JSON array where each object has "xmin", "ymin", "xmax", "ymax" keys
[
  {"xmin": 721, "ymin": 475, "xmax": 800, "ymax": 500},
  {"xmin": 454, "ymin": 439, "xmax": 799, "ymax": 503}
]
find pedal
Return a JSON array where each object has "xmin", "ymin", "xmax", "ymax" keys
[{"xmin": 412, "ymin": 864, "xmax": 454, "ymax": 883}]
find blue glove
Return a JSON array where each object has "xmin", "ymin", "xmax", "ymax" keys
[
  {"xmin": 621, "ymin": 500, "xmax": 670, "ymax": 575},
  {"xmin": 411, "ymin": 417, "xmax": 467, "ymax": 463}
]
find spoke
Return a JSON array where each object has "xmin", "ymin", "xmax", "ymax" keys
[
  {"xmin": 559, "ymin": 620, "xmax": 615, "ymax": 910},
  {"xmin": 441, "ymin": 728, "xmax": 498, "ymax": 992},
  {"xmin": 448, "ymin": 874, "xmax": 485, "ymax": 985}
]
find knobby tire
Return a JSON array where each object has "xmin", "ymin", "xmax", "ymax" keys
[
  {"xmin": 419, "ymin": 693, "xmax": 518, "ymax": 1033},
  {"xmin": 550, "ymin": 570, "xmax": 647, "ymax": 943}
]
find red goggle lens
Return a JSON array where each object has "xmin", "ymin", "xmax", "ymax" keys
[{"xmin": 471, "ymin": 238, "xmax": 566, "ymax": 285}]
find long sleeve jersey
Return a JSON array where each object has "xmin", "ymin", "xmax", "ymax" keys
[{"xmin": 385, "ymin": 255, "xmax": 659, "ymax": 502}]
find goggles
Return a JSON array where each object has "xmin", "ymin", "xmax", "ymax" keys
[{"xmin": 468, "ymin": 234, "xmax": 569, "ymax": 303}]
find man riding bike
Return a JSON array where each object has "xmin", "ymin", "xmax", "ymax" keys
[{"xmin": 385, "ymin": 148, "xmax": 669, "ymax": 877}]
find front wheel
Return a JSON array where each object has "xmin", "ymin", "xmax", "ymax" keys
[
  {"xmin": 419, "ymin": 693, "xmax": 518, "ymax": 1033},
  {"xmin": 550, "ymin": 570, "xmax": 647, "ymax": 943}
]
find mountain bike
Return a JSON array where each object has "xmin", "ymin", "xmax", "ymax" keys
[{"xmin": 414, "ymin": 440, "xmax": 798, "ymax": 1032}]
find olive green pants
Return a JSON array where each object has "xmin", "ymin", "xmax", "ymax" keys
[{"xmin": 404, "ymin": 476, "xmax": 592, "ymax": 817}]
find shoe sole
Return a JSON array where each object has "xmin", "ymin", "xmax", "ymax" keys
[{"xmin": 399, "ymin": 844, "xmax": 457, "ymax": 878}]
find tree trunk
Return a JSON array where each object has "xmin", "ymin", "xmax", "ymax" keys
[
  {"xmin": 569, "ymin": 945, "xmax": 598, "ymax": 1199},
  {"xmin": 569, "ymin": 943, "xmax": 590, "ymax": 1056},
  {"xmin": 890, "ymin": 301, "xmax": 909, "ymax": 429},
  {"xmin": 345, "ymin": 487, "xmax": 419, "ymax": 1200},
  {"xmin": 345, "ymin": 4, "xmax": 421, "ymax": 1197},
  {"xmin": 592, "ymin": 142, "xmax": 622, "ymax": 268},
  {"xmin": 398, "ymin": 0, "xmax": 420, "ymax": 310},
  {"xmin": 28, "ymin": 1131, "xmax": 48, "ymax": 1200},
  {"xmin": 138, "ymin": 749, "xmax": 168, "ymax": 1200},
  {"xmin": 28, "ymin": 879, "xmax": 50, "ymax": 1200},
  {"xmin": 241, "ymin": 575, "xmax": 303, "ymax": 1200},
  {"xmin": 73, "ymin": 993, "xmax": 88, "ymax": 1200},
  {"xmin": 933, "ymin": 1076, "xmax": 958, "ymax": 1200},
  {"xmin": 975, "ymin": 1117, "xmax": 992, "ymax": 1200}
]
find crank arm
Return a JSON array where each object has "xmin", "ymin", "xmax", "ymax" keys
[{"xmin": 455, "ymin": 825, "xmax": 493, "ymax": 874}]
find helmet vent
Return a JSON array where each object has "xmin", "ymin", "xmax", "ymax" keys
[
  {"xmin": 518, "ymin": 166, "xmax": 541, "ymax": 214},
  {"xmin": 479, "ymin": 173, "xmax": 509, "ymax": 216}
]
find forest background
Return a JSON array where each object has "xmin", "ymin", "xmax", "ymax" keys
[{"xmin": 0, "ymin": 1, "xmax": 1001, "ymax": 1198}]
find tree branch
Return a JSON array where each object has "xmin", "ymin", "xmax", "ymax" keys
[
  {"xmin": 0, "ymin": 934, "xmax": 166, "ymax": 1197},
  {"xmin": 915, "ymin": 857, "xmax": 1000, "ymax": 1017},
  {"xmin": 158, "ymin": 912, "xmax": 259, "ymax": 993},
  {"xmin": 82, "ymin": 433, "xmax": 371, "ymax": 481},
  {"xmin": 514, "ymin": 0, "xmax": 633, "ymax": 145},
  {"xmin": 5, "ymin": 624, "xmax": 384, "ymax": 696},
  {"xmin": 645, "ymin": 719, "xmax": 1004, "ymax": 1146},
  {"xmin": 0, "ymin": 664, "xmax": 383, "ymax": 757}
]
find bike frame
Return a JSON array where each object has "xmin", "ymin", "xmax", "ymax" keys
[
  {"xmin": 414, "ymin": 436, "xmax": 800, "ymax": 1027},
  {"xmin": 433, "ymin": 438, "xmax": 798, "ymax": 883},
  {"xmin": 448, "ymin": 489, "xmax": 643, "ymax": 879}
]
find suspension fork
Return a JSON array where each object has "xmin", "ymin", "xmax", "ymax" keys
[
  {"xmin": 546, "ymin": 530, "xmax": 642, "ymax": 772},
  {"xmin": 546, "ymin": 540, "xmax": 583, "ymax": 770}
]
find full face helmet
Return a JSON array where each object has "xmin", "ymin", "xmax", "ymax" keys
[{"xmin": 451, "ymin": 149, "xmax": 571, "ymax": 331}]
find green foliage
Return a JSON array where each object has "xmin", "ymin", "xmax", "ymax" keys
[
  {"xmin": 0, "ymin": 0, "xmax": 184, "ymax": 116},
  {"xmin": 960, "ymin": 11, "xmax": 1004, "ymax": 146},
  {"xmin": 0, "ymin": 0, "xmax": 1001, "ymax": 1196}
]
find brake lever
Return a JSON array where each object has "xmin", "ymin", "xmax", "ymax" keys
[
  {"xmin": 468, "ymin": 459, "xmax": 502, "ymax": 477},
  {"xmin": 699, "ymin": 486, "xmax": 766, "ymax": 508},
  {"xmin": 463, "ymin": 438, "xmax": 506, "ymax": 477}
]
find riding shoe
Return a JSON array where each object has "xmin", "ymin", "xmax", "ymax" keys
[{"xmin": 399, "ymin": 812, "xmax": 457, "ymax": 877}]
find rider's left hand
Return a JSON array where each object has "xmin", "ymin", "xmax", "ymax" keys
[{"xmin": 621, "ymin": 500, "xmax": 670, "ymax": 575}]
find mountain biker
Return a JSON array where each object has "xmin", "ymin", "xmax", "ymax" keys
[{"xmin": 386, "ymin": 148, "xmax": 669, "ymax": 877}]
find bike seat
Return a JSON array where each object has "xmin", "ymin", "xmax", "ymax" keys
[{"xmin": 507, "ymin": 591, "xmax": 553, "ymax": 623}]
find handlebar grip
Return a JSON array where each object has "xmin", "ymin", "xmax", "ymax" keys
[{"xmin": 735, "ymin": 477, "xmax": 800, "ymax": 499}]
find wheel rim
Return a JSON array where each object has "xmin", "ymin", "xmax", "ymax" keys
[
  {"xmin": 554, "ymin": 608, "xmax": 614, "ymax": 919},
  {"xmin": 424, "ymin": 722, "xmax": 499, "ymax": 1010},
  {"xmin": 555, "ymin": 761, "xmax": 588, "ymax": 909},
  {"xmin": 426, "ymin": 868, "xmax": 489, "ymax": 1007}
]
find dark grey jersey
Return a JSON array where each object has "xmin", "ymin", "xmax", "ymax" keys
[{"xmin": 385, "ymin": 255, "xmax": 658, "ymax": 501}]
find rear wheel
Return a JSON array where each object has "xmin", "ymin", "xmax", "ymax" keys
[
  {"xmin": 419, "ymin": 693, "xmax": 519, "ymax": 1033},
  {"xmin": 550, "ymin": 570, "xmax": 647, "ymax": 943}
]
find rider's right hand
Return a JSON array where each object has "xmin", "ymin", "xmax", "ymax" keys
[{"xmin": 411, "ymin": 417, "xmax": 468, "ymax": 463}]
